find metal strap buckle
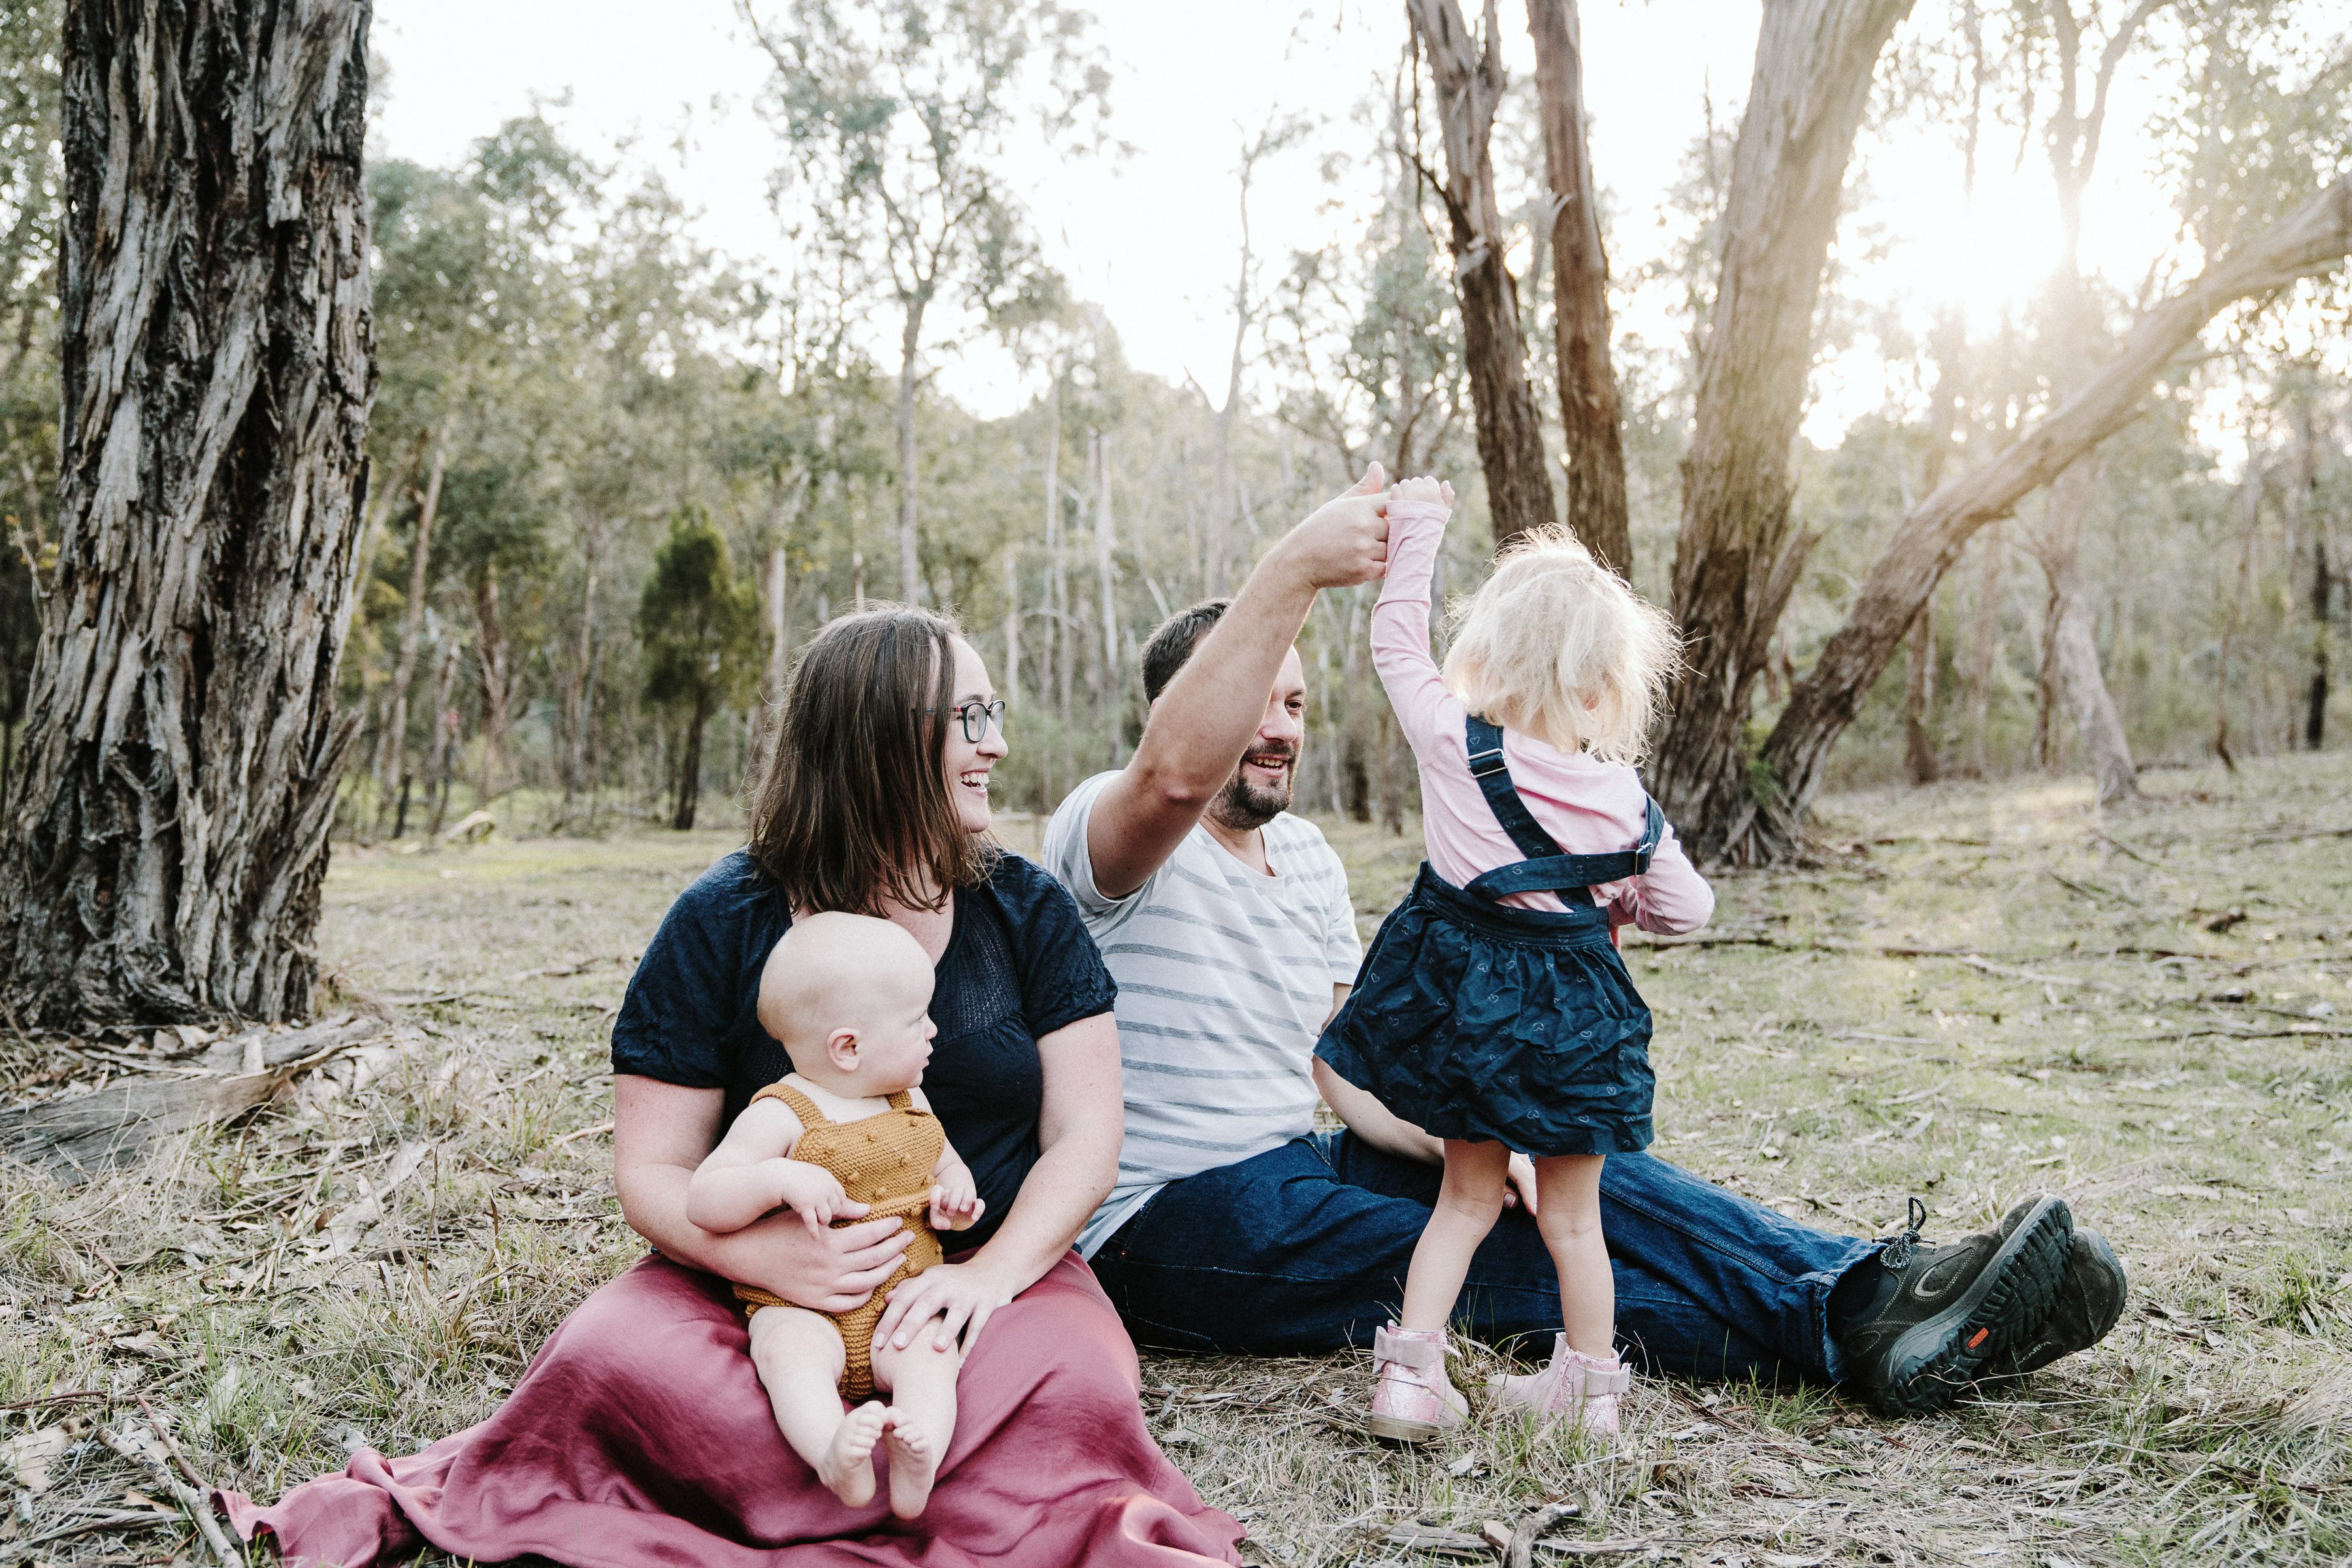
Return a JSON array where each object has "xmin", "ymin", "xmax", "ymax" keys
[{"xmin": 1466, "ymin": 746, "xmax": 1507, "ymax": 779}]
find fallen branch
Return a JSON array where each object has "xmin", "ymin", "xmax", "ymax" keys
[
  {"xmin": 5, "ymin": 1507, "xmax": 183, "ymax": 1550},
  {"xmin": 1509, "ymin": 1503, "xmax": 1583, "ymax": 1568},
  {"xmin": 0, "ymin": 1013, "xmax": 389, "ymax": 1181},
  {"xmin": 93, "ymin": 1423, "xmax": 239, "ymax": 1566}
]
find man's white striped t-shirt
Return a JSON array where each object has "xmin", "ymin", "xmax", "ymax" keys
[{"xmin": 1043, "ymin": 771, "xmax": 1363, "ymax": 1258}]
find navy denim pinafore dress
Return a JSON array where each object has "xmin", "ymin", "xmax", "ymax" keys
[{"xmin": 1314, "ymin": 715, "xmax": 1663, "ymax": 1157}]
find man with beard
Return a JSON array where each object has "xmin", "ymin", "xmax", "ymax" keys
[{"xmin": 1041, "ymin": 466, "xmax": 2124, "ymax": 1414}]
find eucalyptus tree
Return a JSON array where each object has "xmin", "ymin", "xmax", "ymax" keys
[
  {"xmin": 738, "ymin": 0, "xmax": 1111, "ymax": 604},
  {"xmin": 0, "ymin": 0, "xmax": 374, "ymax": 1026}
]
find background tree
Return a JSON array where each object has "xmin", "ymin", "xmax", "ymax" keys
[
  {"xmin": 1646, "ymin": 0, "xmax": 1914, "ymax": 863},
  {"xmin": 0, "ymin": 0, "xmax": 374, "ymax": 1026},
  {"xmin": 740, "ymin": 0, "xmax": 1109, "ymax": 604},
  {"xmin": 1405, "ymin": 0, "xmax": 1559, "ymax": 551},
  {"xmin": 1527, "ymin": 0, "xmax": 1631, "ymax": 572},
  {"xmin": 638, "ymin": 508, "xmax": 761, "ymax": 831}
]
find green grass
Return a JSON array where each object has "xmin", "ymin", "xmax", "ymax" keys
[{"xmin": 3, "ymin": 754, "xmax": 2349, "ymax": 1565}]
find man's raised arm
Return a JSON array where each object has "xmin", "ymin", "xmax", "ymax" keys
[{"xmin": 1085, "ymin": 465, "xmax": 1391, "ymax": 900}]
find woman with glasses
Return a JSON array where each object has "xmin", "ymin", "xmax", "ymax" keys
[{"xmin": 226, "ymin": 607, "xmax": 1242, "ymax": 1568}]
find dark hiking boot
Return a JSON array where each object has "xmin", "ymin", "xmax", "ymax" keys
[
  {"xmin": 1976, "ymin": 1228, "xmax": 2127, "ymax": 1386},
  {"xmin": 1837, "ymin": 1194, "xmax": 2074, "ymax": 1416}
]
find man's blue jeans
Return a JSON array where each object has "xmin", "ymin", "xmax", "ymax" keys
[{"xmin": 1086, "ymin": 1134, "xmax": 1877, "ymax": 1384}]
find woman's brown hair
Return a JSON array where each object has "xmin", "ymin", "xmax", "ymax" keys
[{"xmin": 748, "ymin": 604, "xmax": 997, "ymax": 914}]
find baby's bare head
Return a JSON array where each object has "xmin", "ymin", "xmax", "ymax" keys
[{"xmin": 756, "ymin": 911, "xmax": 938, "ymax": 1089}]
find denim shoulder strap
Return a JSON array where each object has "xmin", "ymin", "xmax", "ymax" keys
[{"xmin": 1461, "ymin": 715, "xmax": 1665, "ymax": 904}]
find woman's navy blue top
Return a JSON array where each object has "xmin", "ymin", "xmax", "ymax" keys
[{"xmin": 610, "ymin": 849, "xmax": 1117, "ymax": 1250}]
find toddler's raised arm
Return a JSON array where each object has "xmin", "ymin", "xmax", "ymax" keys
[{"xmin": 1367, "ymin": 477, "xmax": 1458, "ymax": 762}]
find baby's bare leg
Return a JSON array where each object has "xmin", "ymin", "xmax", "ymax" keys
[
  {"xmin": 745, "ymin": 1305, "xmax": 884, "ymax": 1509},
  {"xmin": 870, "ymin": 1325, "xmax": 964, "ymax": 1520}
]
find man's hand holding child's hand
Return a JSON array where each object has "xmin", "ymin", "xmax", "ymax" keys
[
  {"xmin": 930, "ymin": 1167, "xmax": 985, "ymax": 1232},
  {"xmin": 1390, "ymin": 474, "xmax": 1454, "ymax": 511}
]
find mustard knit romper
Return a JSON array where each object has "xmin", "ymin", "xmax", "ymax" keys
[{"xmin": 732, "ymin": 1081, "xmax": 947, "ymax": 1401}]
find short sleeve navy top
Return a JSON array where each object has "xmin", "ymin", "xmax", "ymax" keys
[{"xmin": 610, "ymin": 849, "xmax": 1117, "ymax": 1250}]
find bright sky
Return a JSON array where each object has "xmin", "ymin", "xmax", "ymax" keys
[{"xmin": 373, "ymin": 0, "xmax": 2187, "ymax": 446}]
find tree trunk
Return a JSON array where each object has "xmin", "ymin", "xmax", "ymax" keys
[
  {"xmin": 473, "ymin": 568, "xmax": 514, "ymax": 800},
  {"xmin": 2044, "ymin": 547, "xmax": 2136, "ymax": 803},
  {"xmin": 1094, "ymin": 428, "xmax": 1120, "ymax": 712},
  {"xmin": 564, "ymin": 521, "xmax": 603, "ymax": 817},
  {"xmin": 1647, "ymin": 0, "xmax": 1914, "ymax": 861},
  {"xmin": 2214, "ymin": 457, "xmax": 2266, "ymax": 770},
  {"xmin": 672, "ymin": 685, "xmax": 708, "ymax": 832},
  {"xmin": 1002, "ymin": 542, "xmax": 1022, "ymax": 702},
  {"xmin": 2311, "ymin": 534, "xmax": 2334, "ymax": 751},
  {"xmin": 2295, "ymin": 400, "xmax": 2330, "ymax": 750},
  {"xmin": 370, "ymin": 423, "xmax": 446, "ymax": 825},
  {"xmin": 1903, "ymin": 605, "xmax": 1938, "ymax": 785},
  {"xmin": 896, "ymin": 299, "xmax": 926, "ymax": 603},
  {"xmin": 1749, "ymin": 176, "xmax": 2352, "ymax": 852},
  {"xmin": 424, "ymin": 636, "xmax": 459, "ymax": 838},
  {"xmin": 1407, "ymin": 0, "xmax": 1558, "ymax": 551},
  {"xmin": 1526, "ymin": 0, "xmax": 1629, "ymax": 572},
  {"xmin": 1963, "ymin": 523, "xmax": 2006, "ymax": 776},
  {"xmin": 0, "ymin": 0, "xmax": 374, "ymax": 1027}
]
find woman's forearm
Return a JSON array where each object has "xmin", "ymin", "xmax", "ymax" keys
[
  {"xmin": 962, "ymin": 1122, "xmax": 1117, "ymax": 1292},
  {"xmin": 1313, "ymin": 1058, "xmax": 1441, "ymax": 1164}
]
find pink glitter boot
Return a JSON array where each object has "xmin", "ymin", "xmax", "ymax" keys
[
  {"xmin": 1365, "ymin": 1324, "xmax": 1469, "ymax": 1445},
  {"xmin": 1488, "ymin": 1333, "xmax": 1629, "ymax": 1436}
]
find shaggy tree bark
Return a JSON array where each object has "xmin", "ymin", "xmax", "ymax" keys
[
  {"xmin": 1407, "ymin": 0, "xmax": 1558, "ymax": 550},
  {"xmin": 1527, "ymin": 0, "xmax": 1629, "ymax": 572},
  {"xmin": 1646, "ymin": 0, "xmax": 1913, "ymax": 860},
  {"xmin": 0, "ymin": 0, "xmax": 374, "ymax": 1027},
  {"xmin": 1748, "ymin": 175, "xmax": 2352, "ymax": 853}
]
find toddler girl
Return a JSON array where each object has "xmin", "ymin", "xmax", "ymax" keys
[
  {"xmin": 687, "ymin": 911, "xmax": 984, "ymax": 1518},
  {"xmin": 1316, "ymin": 478, "xmax": 1713, "ymax": 1442}
]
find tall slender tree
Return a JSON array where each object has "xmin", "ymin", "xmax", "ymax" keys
[
  {"xmin": 740, "ymin": 0, "xmax": 1107, "ymax": 604},
  {"xmin": 1646, "ymin": 0, "xmax": 1914, "ymax": 863},
  {"xmin": 1527, "ymin": 0, "xmax": 1631, "ymax": 572},
  {"xmin": 0, "ymin": 0, "xmax": 375, "ymax": 1026},
  {"xmin": 1406, "ymin": 0, "xmax": 1559, "ymax": 549}
]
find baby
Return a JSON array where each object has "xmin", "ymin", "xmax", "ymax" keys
[{"xmin": 687, "ymin": 912, "xmax": 983, "ymax": 1519}]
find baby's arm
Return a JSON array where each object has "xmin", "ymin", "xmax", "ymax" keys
[
  {"xmin": 685, "ymin": 1097, "xmax": 855, "ymax": 1237},
  {"xmin": 910, "ymin": 1088, "xmax": 985, "ymax": 1232},
  {"xmin": 1366, "ymin": 478, "xmax": 1458, "ymax": 762}
]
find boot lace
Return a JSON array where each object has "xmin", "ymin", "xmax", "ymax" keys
[{"xmin": 1879, "ymin": 1196, "xmax": 1928, "ymax": 1270}]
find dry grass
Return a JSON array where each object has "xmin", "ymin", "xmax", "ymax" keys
[{"xmin": 3, "ymin": 754, "xmax": 2349, "ymax": 1566}]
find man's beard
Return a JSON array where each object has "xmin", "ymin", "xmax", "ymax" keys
[{"xmin": 1207, "ymin": 744, "xmax": 1296, "ymax": 832}]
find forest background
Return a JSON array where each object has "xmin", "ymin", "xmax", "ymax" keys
[{"xmin": 0, "ymin": 0, "xmax": 2346, "ymax": 845}]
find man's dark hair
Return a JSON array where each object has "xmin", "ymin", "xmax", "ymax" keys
[{"xmin": 1141, "ymin": 599, "xmax": 1230, "ymax": 702}]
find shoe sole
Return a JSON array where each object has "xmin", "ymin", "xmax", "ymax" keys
[
  {"xmin": 1874, "ymin": 1195, "xmax": 2073, "ymax": 1416},
  {"xmin": 1984, "ymin": 1229, "xmax": 2129, "ymax": 1383},
  {"xmin": 1365, "ymin": 1411, "xmax": 1448, "ymax": 1445}
]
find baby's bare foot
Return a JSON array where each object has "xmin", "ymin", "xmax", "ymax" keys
[
  {"xmin": 883, "ymin": 1409, "xmax": 943, "ymax": 1520},
  {"xmin": 813, "ymin": 1401, "xmax": 887, "ymax": 1508}
]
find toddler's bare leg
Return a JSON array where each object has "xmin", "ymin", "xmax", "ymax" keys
[
  {"xmin": 746, "ymin": 1305, "xmax": 884, "ymax": 1508},
  {"xmin": 1532, "ymin": 1155, "xmax": 1615, "ymax": 1357},
  {"xmin": 870, "ymin": 1324, "xmax": 964, "ymax": 1520},
  {"xmin": 1397, "ymin": 1139, "xmax": 1513, "ymax": 1331}
]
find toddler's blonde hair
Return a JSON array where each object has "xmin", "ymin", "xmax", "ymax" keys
[{"xmin": 1441, "ymin": 528, "xmax": 1680, "ymax": 765}]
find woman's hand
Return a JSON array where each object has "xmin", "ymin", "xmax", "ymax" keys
[
  {"xmin": 725, "ymin": 1210, "xmax": 916, "ymax": 1313},
  {"xmin": 874, "ymin": 1258, "xmax": 1019, "ymax": 1354}
]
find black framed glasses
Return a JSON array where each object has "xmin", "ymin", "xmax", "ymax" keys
[{"xmin": 926, "ymin": 698, "xmax": 1006, "ymax": 743}]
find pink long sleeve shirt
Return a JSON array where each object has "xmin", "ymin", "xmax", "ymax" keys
[{"xmin": 1373, "ymin": 497, "xmax": 1715, "ymax": 930}]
